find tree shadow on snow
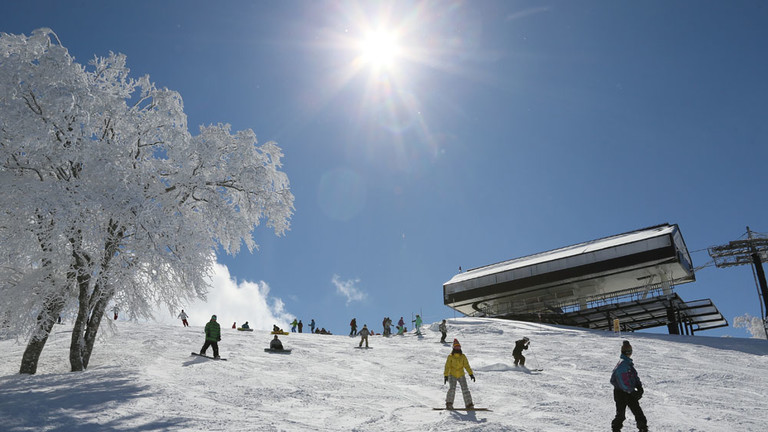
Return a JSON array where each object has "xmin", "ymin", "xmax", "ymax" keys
[{"xmin": 0, "ymin": 367, "xmax": 189, "ymax": 431}]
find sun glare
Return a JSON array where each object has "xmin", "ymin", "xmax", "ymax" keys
[{"xmin": 360, "ymin": 30, "xmax": 400, "ymax": 69}]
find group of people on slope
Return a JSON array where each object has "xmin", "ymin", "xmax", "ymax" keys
[
  {"xmin": 195, "ymin": 314, "xmax": 647, "ymax": 431},
  {"xmin": 353, "ymin": 315, "xmax": 425, "ymax": 338},
  {"xmin": 442, "ymin": 337, "xmax": 647, "ymax": 431}
]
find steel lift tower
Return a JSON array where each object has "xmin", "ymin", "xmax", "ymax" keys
[{"xmin": 708, "ymin": 226, "xmax": 768, "ymax": 336}]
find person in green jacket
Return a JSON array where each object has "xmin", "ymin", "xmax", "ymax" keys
[
  {"xmin": 413, "ymin": 314, "xmax": 423, "ymax": 335},
  {"xmin": 200, "ymin": 315, "xmax": 221, "ymax": 358},
  {"xmin": 443, "ymin": 338, "xmax": 475, "ymax": 410}
]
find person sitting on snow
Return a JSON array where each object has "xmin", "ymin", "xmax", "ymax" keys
[
  {"xmin": 270, "ymin": 335, "xmax": 284, "ymax": 351},
  {"xmin": 241, "ymin": 322, "xmax": 250, "ymax": 329}
]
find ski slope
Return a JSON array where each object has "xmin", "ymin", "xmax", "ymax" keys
[{"xmin": 1, "ymin": 318, "xmax": 766, "ymax": 431}]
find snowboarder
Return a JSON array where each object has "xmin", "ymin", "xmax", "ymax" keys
[
  {"xmin": 513, "ymin": 337, "xmax": 530, "ymax": 366},
  {"xmin": 199, "ymin": 315, "xmax": 221, "ymax": 359},
  {"xmin": 413, "ymin": 314, "xmax": 423, "ymax": 335},
  {"xmin": 178, "ymin": 310, "xmax": 189, "ymax": 327},
  {"xmin": 439, "ymin": 319, "xmax": 447, "ymax": 343},
  {"xmin": 358, "ymin": 324, "xmax": 370, "ymax": 348},
  {"xmin": 382, "ymin": 317, "xmax": 389, "ymax": 336},
  {"xmin": 350, "ymin": 318, "xmax": 358, "ymax": 336},
  {"xmin": 610, "ymin": 341, "xmax": 648, "ymax": 432},
  {"xmin": 270, "ymin": 335, "xmax": 284, "ymax": 351},
  {"xmin": 398, "ymin": 316, "xmax": 405, "ymax": 329},
  {"xmin": 290, "ymin": 318, "xmax": 298, "ymax": 332},
  {"xmin": 385, "ymin": 317, "xmax": 392, "ymax": 336},
  {"xmin": 443, "ymin": 338, "xmax": 475, "ymax": 410},
  {"xmin": 112, "ymin": 306, "xmax": 119, "ymax": 320},
  {"xmin": 232, "ymin": 322, "xmax": 236, "ymax": 329},
  {"xmin": 309, "ymin": 319, "xmax": 316, "ymax": 333},
  {"xmin": 298, "ymin": 320, "xmax": 303, "ymax": 333},
  {"xmin": 241, "ymin": 321, "xmax": 250, "ymax": 329}
]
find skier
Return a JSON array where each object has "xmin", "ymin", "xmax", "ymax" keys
[
  {"xmin": 439, "ymin": 319, "xmax": 448, "ymax": 343},
  {"xmin": 199, "ymin": 315, "xmax": 221, "ymax": 359},
  {"xmin": 513, "ymin": 337, "xmax": 530, "ymax": 367},
  {"xmin": 309, "ymin": 319, "xmax": 316, "ymax": 333},
  {"xmin": 270, "ymin": 335, "xmax": 284, "ymax": 351},
  {"xmin": 298, "ymin": 320, "xmax": 303, "ymax": 333},
  {"xmin": 178, "ymin": 310, "xmax": 189, "ymax": 327},
  {"xmin": 443, "ymin": 338, "xmax": 475, "ymax": 410},
  {"xmin": 241, "ymin": 321, "xmax": 250, "ymax": 329},
  {"xmin": 350, "ymin": 318, "xmax": 357, "ymax": 336},
  {"xmin": 112, "ymin": 306, "xmax": 119, "ymax": 320},
  {"xmin": 290, "ymin": 318, "xmax": 298, "ymax": 332},
  {"xmin": 610, "ymin": 341, "xmax": 648, "ymax": 432},
  {"xmin": 358, "ymin": 324, "xmax": 370, "ymax": 348},
  {"xmin": 413, "ymin": 314, "xmax": 423, "ymax": 335}
]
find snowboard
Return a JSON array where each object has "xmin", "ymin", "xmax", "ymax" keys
[
  {"xmin": 433, "ymin": 407, "xmax": 491, "ymax": 411},
  {"xmin": 237, "ymin": 328, "xmax": 254, "ymax": 332},
  {"xmin": 354, "ymin": 346, "xmax": 373, "ymax": 349},
  {"xmin": 270, "ymin": 331, "xmax": 289, "ymax": 335},
  {"xmin": 191, "ymin": 352, "xmax": 227, "ymax": 361},
  {"xmin": 264, "ymin": 348, "xmax": 292, "ymax": 354}
]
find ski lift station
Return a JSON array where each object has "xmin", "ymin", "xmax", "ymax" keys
[{"xmin": 443, "ymin": 223, "xmax": 727, "ymax": 335}]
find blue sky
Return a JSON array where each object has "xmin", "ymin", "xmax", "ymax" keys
[{"xmin": 4, "ymin": 1, "xmax": 767, "ymax": 336}]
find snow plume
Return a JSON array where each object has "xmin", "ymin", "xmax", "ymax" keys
[
  {"xmin": 154, "ymin": 263, "xmax": 294, "ymax": 330},
  {"xmin": 733, "ymin": 313, "xmax": 768, "ymax": 339},
  {"xmin": 332, "ymin": 274, "xmax": 366, "ymax": 305}
]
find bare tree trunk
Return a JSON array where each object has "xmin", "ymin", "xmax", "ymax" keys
[
  {"xmin": 68, "ymin": 235, "xmax": 92, "ymax": 372},
  {"xmin": 19, "ymin": 295, "xmax": 65, "ymax": 374},
  {"xmin": 69, "ymin": 220, "xmax": 122, "ymax": 372},
  {"xmin": 82, "ymin": 293, "xmax": 111, "ymax": 369}
]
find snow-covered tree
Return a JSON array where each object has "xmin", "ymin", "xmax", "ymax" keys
[
  {"xmin": 0, "ymin": 29, "xmax": 294, "ymax": 373},
  {"xmin": 732, "ymin": 314, "xmax": 768, "ymax": 339}
]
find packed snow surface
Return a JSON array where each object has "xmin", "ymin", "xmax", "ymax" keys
[{"xmin": 1, "ymin": 318, "xmax": 767, "ymax": 431}]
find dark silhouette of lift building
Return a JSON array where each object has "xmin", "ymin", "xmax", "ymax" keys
[{"xmin": 443, "ymin": 223, "xmax": 727, "ymax": 334}]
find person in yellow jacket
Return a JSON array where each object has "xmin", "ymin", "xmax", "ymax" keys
[{"xmin": 443, "ymin": 338, "xmax": 475, "ymax": 410}]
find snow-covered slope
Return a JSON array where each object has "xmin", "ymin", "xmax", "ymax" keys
[{"xmin": 1, "ymin": 318, "xmax": 767, "ymax": 431}]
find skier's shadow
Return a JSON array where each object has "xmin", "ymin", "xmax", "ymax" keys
[{"xmin": 448, "ymin": 411, "xmax": 488, "ymax": 423}]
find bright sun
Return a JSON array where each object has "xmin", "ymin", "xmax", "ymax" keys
[{"xmin": 360, "ymin": 30, "xmax": 400, "ymax": 69}]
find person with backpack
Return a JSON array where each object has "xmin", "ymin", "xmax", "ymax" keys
[
  {"xmin": 358, "ymin": 324, "xmax": 370, "ymax": 348},
  {"xmin": 199, "ymin": 315, "xmax": 221, "ymax": 359},
  {"xmin": 610, "ymin": 341, "xmax": 648, "ymax": 432},
  {"xmin": 350, "ymin": 318, "xmax": 357, "ymax": 336},
  {"xmin": 443, "ymin": 338, "xmax": 475, "ymax": 410},
  {"xmin": 178, "ymin": 310, "xmax": 189, "ymax": 327},
  {"xmin": 513, "ymin": 337, "xmax": 530, "ymax": 366},
  {"xmin": 439, "ymin": 319, "xmax": 448, "ymax": 343}
]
